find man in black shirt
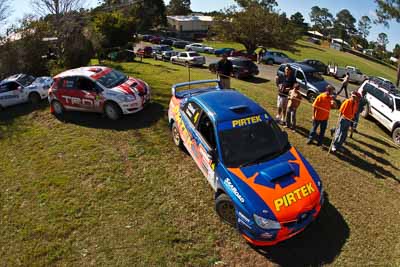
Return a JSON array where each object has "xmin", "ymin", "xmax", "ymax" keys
[
  {"xmin": 275, "ymin": 65, "xmax": 295, "ymax": 124},
  {"xmin": 217, "ymin": 53, "xmax": 233, "ymax": 89}
]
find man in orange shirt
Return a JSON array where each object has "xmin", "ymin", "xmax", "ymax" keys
[
  {"xmin": 307, "ymin": 85, "xmax": 336, "ymax": 146},
  {"xmin": 332, "ymin": 91, "xmax": 361, "ymax": 152}
]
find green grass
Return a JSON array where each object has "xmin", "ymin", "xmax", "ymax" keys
[
  {"xmin": 204, "ymin": 38, "xmax": 398, "ymax": 82},
  {"xmin": 0, "ymin": 59, "xmax": 399, "ymax": 266}
]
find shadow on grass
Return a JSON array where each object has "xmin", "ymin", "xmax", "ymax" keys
[
  {"xmin": 332, "ymin": 146, "xmax": 399, "ymax": 182},
  {"xmin": 0, "ymin": 101, "xmax": 49, "ymax": 123},
  {"xmin": 252, "ymin": 193, "xmax": 349, "ymax": 266},
  {"xmin": 357, "ymin": 130, "xmax": 395, "ymax": 148},
  {"xmin": 54, "ymin": 102, "xmax": 165, "ymax": 130},
  {"xmin": 243, "ymin": 76, "xmax": 270, "ymax": 84}
]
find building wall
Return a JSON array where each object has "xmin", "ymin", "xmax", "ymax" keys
[{"xmin": 167, "ymin": 17, "xmax": 213, "ymax": 32}]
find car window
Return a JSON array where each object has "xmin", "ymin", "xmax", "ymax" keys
[
  {"xmin": 60, "ymin": 77, "xmax": 77, "ymax": 90},
  {"xmin": 278, "ymin": 65, "xmax": 286, "ymax": 72},
  {"xmin": 0, "ymin": 83, "xmax": 14, "ymax": 93},
  {"xmin": 17, "ymin": 75, "xmax": 35, "ymax": 87},
  {"xmin": 366, "ymin": 83, "xmax": 385, "ymax": 102},
  {"xmin": 183, "ymin": 101, "xmax": 202, "ymax": 126},
  {"xmin": 76, "ymin": 77, "xmax": 95, "ymax": 91},
  {"xmin": 197, "ymin": 113, "xmax": 216, "ymax": 149},
  {"xmin": 180, "ymin": 53, "xmax": 187, "ymax": 57},
  {"xmin": 305, "ymin": 72, "xmax": 324, "ymax": 82},
  {"xmin": 296, "ymin": 71, "xmax": 305, "ymax": 81},
  {"xmin": 395, "ymin": 98, "xmax": 400, "ymax": 111},
  {"xmin": 188, "ymin": 52, "xmax": 200, "ymax": 57},
  {"xmin": 382, "ymin": 94, "xmax": 394, "ymax": 108}
]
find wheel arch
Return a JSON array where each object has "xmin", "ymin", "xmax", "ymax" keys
[{"xmin": 392, "ymin": 121, "xmax": 400, "ymax": 133}]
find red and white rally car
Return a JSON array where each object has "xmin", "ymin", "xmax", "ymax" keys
[{"xmin": 48, "ymin": 66, "xmax": 151, "ymax": 120}]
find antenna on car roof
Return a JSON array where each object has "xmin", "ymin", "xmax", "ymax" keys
[{"xmin": 187, "ymin": 64, "xmax": 191, "ymax": 90}]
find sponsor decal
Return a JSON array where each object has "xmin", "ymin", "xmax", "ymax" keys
[
  {"xmin": 238, "ymin": 218, "xmax": 252, "ymax": 229},
  {"xmin": 274, "ymin": 183, "xmax": 316, "ymax": 212},
  {"xmin": 62, "ymin": 96, "xmax": 101, "ymax": 107},
  {"xmin": 238, "ymin": 211, "xmax": 250, "ymax": 223},
  {"xmin": 232, "ymin": 115, "xmax": 262, "ymax": 128},
  {"xmin": 224, "ymin": 178, "xmax": 245, "ymax": 203}
]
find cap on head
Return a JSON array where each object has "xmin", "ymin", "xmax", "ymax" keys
[{"xmin": 351, "ymin": 91, "xmax": 361, "ymax": 98}]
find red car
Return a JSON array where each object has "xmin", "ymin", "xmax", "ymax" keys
[
  {"xmin": 230, "ymin": 50, "xmax": 257, "ymax": 61},
  {"xmin": 149, "ymin": 36, "xmax": 161, "ymax": 44},
  {"xmin": 136, "ymin": 46, "xmax": 153, "ymax": 58}
]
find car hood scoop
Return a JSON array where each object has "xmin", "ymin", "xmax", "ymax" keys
[{"xmin": 257, "ymin": 162, "xmax": 295, "ymax": 183}]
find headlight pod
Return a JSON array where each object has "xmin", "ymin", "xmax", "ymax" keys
[
  {"xmin": 253, "ymin": 214, "xmax": 281, "ymax": 230},
  {"xmin": 117, "ymin": 94, "xmax": 136, "ymax": 102}
]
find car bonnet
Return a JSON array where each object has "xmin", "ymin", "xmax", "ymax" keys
[{"xmin": 226, "ymin": 147, "xmax": 322, "ymax": 222}]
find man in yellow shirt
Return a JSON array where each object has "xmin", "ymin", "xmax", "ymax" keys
[
  {"xmin": 332, "ymin": 91, "xmax": 361, "ymax": 152},
  {"xmin": 307, "ymin": 85, "xmax": 336, "ymax": 146}
]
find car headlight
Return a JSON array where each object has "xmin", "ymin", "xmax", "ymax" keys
[
  {"xmin": 117, "ymin": 94, "xmax": 135, "ymax": 102},
  {"xmin": 253, "ymin": 214, "xmax": 281, "ymax": 230}
]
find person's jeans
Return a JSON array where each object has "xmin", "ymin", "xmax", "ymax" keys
[
  {"xmin": 337, "ymin": 84, "xmax": 348, "ymax": 98},
  {"xmin": 352, "ymin": 111, "xmax": 360, "ymax": 129},
  {"xmin": 308, "ymin": 120, "xmax": 328, "ymax": 145},
  {"xmin": 286, "ymin": 107, "xmax": 297, "ymax": 129},
  {"xmin": 333, "ymin": 117, "xmax": 352, "ymax": 149}
]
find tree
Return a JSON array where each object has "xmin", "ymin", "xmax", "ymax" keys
[
  {"xmin": 31, "ymin": 0, "xmax": 86, "ymax": 17},
  {"xmin": 130, "ymin": 0, "xmax": 166, "ymax": 32},
  {"xmin": 290, "ymin": 12, "xmax": 308, "ymax": 33},
  {"xmin": 333, "ymin": 9, "xmax": 356, "ymax": 41},
  {"xmin": 167, "ymin": 0, "xmax": 191, "ymax": 15},
  {"xmin": 0, "ymin": 0, "xmax": 10, "ymax": 26},
  {"xmin": 235, "ymin": 0, "xmax": 277, "ymax": 11},
  {"xmin": 377, "ymin": 32, "xmax": 389, "ymax": 49},
  {"xmin": 309, "ymin": 6, "xmax": 333, "ymax": 35},
  {"xmin": 375, "ymin": 0, "xmax": 400, "ymax": 26},
  {"xmin": 213, "ymin": 4, "xmax": 301, "ymax": 54},
  {"xmin": 358, "ymin": 15, "xmax": 372, "ymax": 39},
  {"xmin": 393, "ymin": 43, "xmax": 400, "ymax": 58}
]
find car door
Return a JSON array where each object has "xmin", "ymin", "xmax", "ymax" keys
[
  {"xmin": 0, "ymin": 82, "xmax": 22, "ymax": 107},
  {"xmin": 74, "ymin": 77, "xmax": 103, "ymax": 112},
  {"xmin": 295, "ymin": 70, "xmax": 307, "ymax": 94},
  {"xmin": 178, "ymin": 52, "xmax": 187, "ymax": 63},
  {"xmin": 180, "ymin": 101, "xmax": 217, "ymax": 188},
  {"xmin": 380, "ymin": 93, "xmax": 395, "ymax": 129},
  {"xmin": 365, "ymin": 84, "xmax": 388, "ymax": 126}
]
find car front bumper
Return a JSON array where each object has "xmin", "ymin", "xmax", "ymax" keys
[{"xmin": 120, "ymin": 93, "xmax": 151, "ymax": 114}]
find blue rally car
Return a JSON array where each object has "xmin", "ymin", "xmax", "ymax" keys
[{"xmin": 168, "ymin": 80, "xmax": 324, "ymax": 246}]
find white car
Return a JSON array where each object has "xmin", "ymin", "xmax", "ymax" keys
[
  {"xmin": 184, "ymin": 43, "xmax": 215, "ymax": 54},
  {"xmin": 170, "ymin": 52, "xmax": 206, "ymax": 67},
  {"xmin": 0, "ymin": 74, "xmax": 53, "ymax": 110},
  {"xmin": 358, "ymin": 79, "xmax": 400, "ymax": 145},
  {"xmin": 48, "ymin": 66, "xmax": 151, "ymax": 120}
]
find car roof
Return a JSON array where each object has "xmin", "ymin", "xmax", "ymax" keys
[
  {"xmin": 192, "ymin": 90, "xmax": 266, "ymax": 123},
  {"xmin": 54, "ymin": 66, "xmax": 112, "ymax": 79},
  {"xmin": 283, "ymin": 63, "xmax": 316, "ymax": 72}
]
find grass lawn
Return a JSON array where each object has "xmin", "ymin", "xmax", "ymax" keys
[
  {"xmin": 204, "ymin": 38, "xmax": 398, "ymax": 82},
  {"xmin": 0, "ymin": 59, "xmax": 399, "ymax": 266}
]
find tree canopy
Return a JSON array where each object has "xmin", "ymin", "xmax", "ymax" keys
[
  {"xmin": 375, "ymin": 0, "xmax": 400, "ymax": 26},
  {"xmin": 167, "ymin": 0, "xmax": 191, "ymax": 15},
  {"xmin": 309, "ymin": 6, "xmax": 333, "ymax": 36},
  {"xmin": 358, "ymin": 16, "xmax": 372, "ymax": 39}
]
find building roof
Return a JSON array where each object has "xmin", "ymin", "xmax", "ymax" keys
[
  {"xmin": 307, "ymin": 30, "xmax": 324, "ymax": 37},
  {"xmin": 167, "ymin": 15, "xmax": 213, "ymax": 22},
  {"xmin": 193, "ymin": 90, "xmax": 266, "ymax": 123}
]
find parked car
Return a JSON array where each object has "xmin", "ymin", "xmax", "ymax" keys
[
  {"xmin": 149, "ymin": 36, "xmax": 161, "ymax": 44},
  {"xmin": 168, "ymin": 79, "xmax": 324, "ymax": 246},
  {"xmin": 328, "ymin": 65, "xmax": 368, "ymax": 84},
  {"xmin": 151, "ymin": 45, "xmax": 173, "ymax": 59},
  {"xmin": 0, "ymin": 74, "xmax": 53, "ymax": 109},
  {"xmin": 277, "ymin": 63, "xmax": 332, "ymax": 102},
  {"xmin": 154, "ymin": 50, "xmax": 178, "ymax": 61},
  {"xmin": 209, "ymin": 57, "xmax": 259, "ymax": 79},
  {"xmin": 185, "ymin": 43, "xmax": 215, "ymax": 53},
  {"xmin": 262, "ymin": 51, "xmax": 294, "ymax": 65},
  {"xmin": 358, "ymin": 79, "xmax": 400, "ymax": 145},
  {"xmin": 230, "ymin": 50, "xmax": 257, "ymax": 61},
  {"xmin": 297, "ymin": 59, "xmax": 328, "ymax": 74},
  {"xmin": 214, "ymin": 48, "xmax": 236, "ymax": 56},
  {"xmin": 141, "ymin": 34, "xmax": 154, "ymax": 42},
  {"xmin": 48, "ymin": 66, "xmax": 151, "ymax": 120},
  {"xmin": 160, "ymin": 38, "xmax": 176, "ymax": 46},
  {"xmin": 170, "ymin": 52, "xmax": 206, "ymax": 66},
  {"xmin": 173, "ymin": 40, "xmax": 190, "ymax": 49},
  {"xmin": 136, "ymin": 46, "xmax": 153, "ymax": 58}
]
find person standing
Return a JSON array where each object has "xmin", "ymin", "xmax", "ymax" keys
[
  {"xmin": 286, "ymin": 83, "xmax": 302, "ymax": 131},
  {"xmin": 337, "ymin": 72, "xmax": 350, "ymax": 98},
  {"xmin": 275, "ymin": 65, "xmax": 295, "ymax": 124},
  {"xmin": 307, "ymin": 85, "xmax": 336, "ymax": 146},
  {"xmin": 217, "ymin": 53, "xmax": 233, "ymax": 89},
  {"xmin": 349, "ymin": 90, "xmax": 367, "ymax": 138},
  {"xmin": 257, "ymin": 49, "xmax": 265, "ymax": 64},
  {"xmin": 396, "ymin": 61, "xmax": 400, "ymax": 88},
  {"xmin": 332, "ymin": 91, "xmax": 360, "ymax": 152}
]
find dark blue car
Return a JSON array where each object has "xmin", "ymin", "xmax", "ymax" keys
[{"xmin": 214, "ymin": 48, "xmax": 235, "ymax": 56}]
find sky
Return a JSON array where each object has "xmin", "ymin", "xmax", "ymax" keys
[{"xmin": 9, "ymin": 0, "xmax": 400, "ymax": 50}]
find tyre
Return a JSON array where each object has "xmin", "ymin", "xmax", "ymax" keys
[
  {"xmin": 29, "ymin": 92, "xmax": 41, "ymax": 105},
  {"xmin": 307, "ymin": 91, "xmax": 317, "ymax": 103},
  {"xmin": 392, "ymin": 127, "xmax": 400, "ymax": 146},
  {"xmin": 171, "ymin": 121, "xmax": 184, "ymax": 149},
  {"xmin": 171, "ymin": 59, "xmax": 175, "ymax": 64},
  {"xmin": 215, "ymin": 193, "xmax": 236, "ymax": 226},
  {"xmin": 360, "ymin": 103, "xmax": 370, "ymax": 118},
  {"xmin": 51, "ymin": 100, "xmax": 64, "ymax": 115},
  {"xmin": 104, "ymin": 102, "xmax": 122, "ymax": 120},
  {"xmin": 266, "ymin": 59, "xmax": 274, "ymax": 65}
]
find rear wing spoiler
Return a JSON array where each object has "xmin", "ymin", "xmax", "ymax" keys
[{"xmin": 171, "ymin": 79, "xmax": 221, "ymax": 97}]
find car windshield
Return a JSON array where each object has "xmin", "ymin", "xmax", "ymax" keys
[
  {"xmin": 17, "ymin": 75, "xmax": 36, "ymax": 86},
  {"xmin": 233, "ymin": 60, "xmax": 254, "ymax": 67},
  {"xmin": 395, "ymin": 98, "xmax": 400, "ymax": 111},
  {"xmin": 219, "ymin": 117, "xmax": 290, "ymax": 167},
  {"xmin": 305, "ymin": 71, "xmax": 324, "ymax": 82},
  {"xmin": 96, "ymin": 70, "xmax": 128, "ymax": 88},
  {"xmin": 188, "ymin": 52, "xmax": 200, "ymax": 57}
]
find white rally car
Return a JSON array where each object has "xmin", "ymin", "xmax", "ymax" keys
[
  {"xmin": 48, "ymin": 66, "xmax": 151, "ymax": 120},
  {"xmin": 0, "ymin": 74, "xmax": 53, "ymax": 110}
]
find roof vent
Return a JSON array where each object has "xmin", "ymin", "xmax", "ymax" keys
[{"xmin": 229, "ymin": 105, "xmax": 248, "ymax": 113}]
